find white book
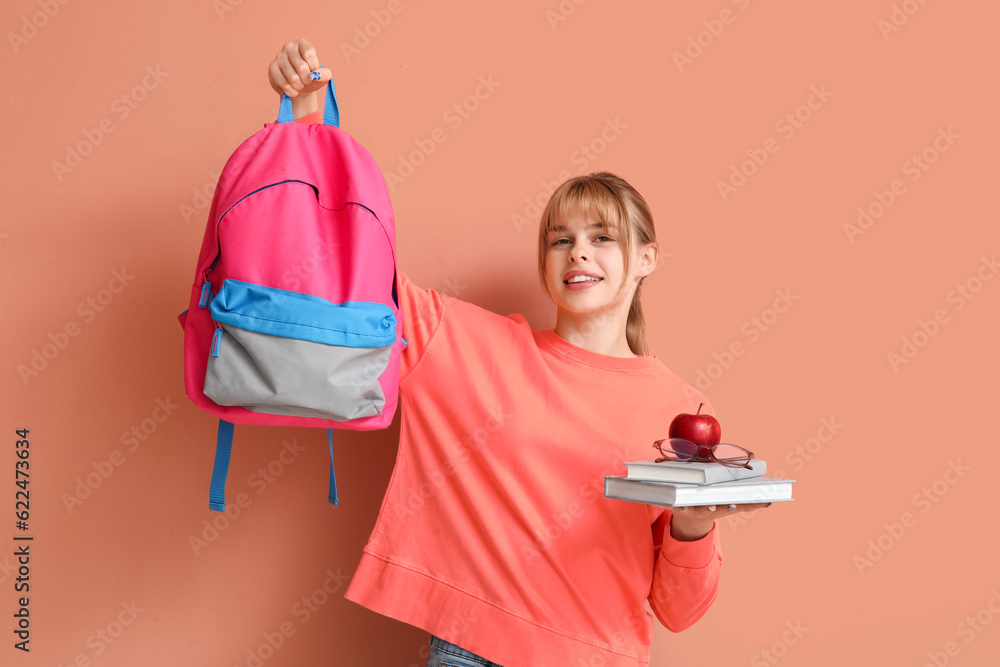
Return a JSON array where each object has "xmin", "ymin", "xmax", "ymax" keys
[
  {"xmin": 625, "ymin": 458, "xmax": 766, "ymax": 485},
  {"xmin": 605, "ymin": 475, "xmax": 794, "ymax": 507}
]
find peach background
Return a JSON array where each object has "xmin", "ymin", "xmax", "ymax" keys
[{"xmin": 3, "ymin": 0, "xmax": 999, "ymax": 665}]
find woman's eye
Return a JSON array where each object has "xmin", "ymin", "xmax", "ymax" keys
[{"xmin": 550, "ymin": 236, "xmax": 613, "ymax": 245}]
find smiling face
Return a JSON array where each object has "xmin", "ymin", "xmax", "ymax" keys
[
  {"xmin": 545, "ymin": 207, "xmax": 625, "ymax": 312},
  {"xmin": 543, "ymin": 206, "xmax": 635, "ymax": 317},
  {"xmin": 536, "ymin": 173, "xmax": 660, "ymax": 355}
]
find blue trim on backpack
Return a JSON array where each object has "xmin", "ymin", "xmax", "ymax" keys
[
  {"xmin": 209, "ymin": 420, "xmax": 235, "ymax": 512},
  {"xmin": 277, "ymin": 72, "xmax": 339, "ymax": 127},
  {"xmin": 209, "ymin": 278, "xmax": 396, "ymax": 347},
  {"xmin": 210, "ymin": 325, "xmax": 223, "ymax": 357},
  {"xmin": 209, "ymin": 279, "xmax": 396, "ymax": 347},
  {"xmin": 199, "ymin": 281, "xmax": 213, "ymax": 307},
  {"xmin": 328, "ymin": 429, "xmax": 338, "ymax": 506}
]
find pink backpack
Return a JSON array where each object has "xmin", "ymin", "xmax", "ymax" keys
[{"xmin": 178, "ymin": 78, "xmax": 403, "ymax": 511}]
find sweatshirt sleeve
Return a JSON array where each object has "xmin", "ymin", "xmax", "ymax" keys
[
  {"xmin": 293, "ymin": 109, "xmax": 324, "ymax": 125},
  {"xmin": 646, "ymin": 396, "xmax": 723, "ymax": 631},
  {"xmin": 397, "ymin": 271, "xmax": 446, "ymax": 383},
  {"xmin": 647, "ymin": 512, "xmax": 723, "ymax": 632}
]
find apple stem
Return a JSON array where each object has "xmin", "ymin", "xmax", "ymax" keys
[{"xmin": 697, "ymin": 403, "xmax": 704, "ymax": 415}]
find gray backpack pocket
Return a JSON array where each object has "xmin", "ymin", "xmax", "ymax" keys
[{"xmin": 204, "ymin": 279, "xmax": 396, "ymax": 421}]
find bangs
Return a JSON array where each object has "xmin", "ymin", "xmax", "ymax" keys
[{"xmin": 543, "ymin": 178, "xmax": 627, "ymax": 238}]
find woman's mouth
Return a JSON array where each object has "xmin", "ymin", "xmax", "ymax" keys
[{"xmin": 563, "ymin": 274, "xmax": 603, "ymax": 290}]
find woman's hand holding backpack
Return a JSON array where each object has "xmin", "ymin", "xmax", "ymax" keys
[{"xmin": 267, "ymin": 38, "xmax": 331, "ymax": 120}]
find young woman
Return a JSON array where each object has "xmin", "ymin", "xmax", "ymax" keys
[{"xmin": 266, "ymin": 39, "xmax": 769, "ymax": 667}]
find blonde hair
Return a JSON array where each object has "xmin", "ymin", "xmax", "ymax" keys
[{"xmin": 537, "ymin": 172, "xmax": 658, "ymax": 356}]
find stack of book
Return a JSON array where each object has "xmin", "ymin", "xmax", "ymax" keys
[{"xmin": 604, "ymin": 458, "xmax": 794, "ymax": 507}]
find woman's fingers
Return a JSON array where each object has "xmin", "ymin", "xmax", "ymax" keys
[
  {"xmin": 269, "ymin": 39, "xmax": 329, "ymax": 97},
  {"xmin": 673, "ymin": 505, "xmax": 718, "ymax": 519},
  {"xmin": 282, "ymin": 39, "xmax": 312, "ymax": 90},
  {"xmin": 298, "ymin": 39, "xmax": 323, "ymax": 73},
  {"xmin": 673, "ymin": 502, "xmax": 772, "ymax": 516},
  {"xmin": 721, "ymin": 502, "xmax": 771, "ymax": 515},
  {"xmin": 271, "ymin": 58, "xmax": 303, "ymax": 96},
  {"xmin": 268, "ymin": 46, "xmax": 299, "ymax": 96}
]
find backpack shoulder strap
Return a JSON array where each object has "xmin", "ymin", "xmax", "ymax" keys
[
  {"xmin": 209, "ymin": 419, "xmax": 235, "ymax": 511},
  {"xmin": 328, "ymin": 429, "xmax": 338, "ymax": 506}
]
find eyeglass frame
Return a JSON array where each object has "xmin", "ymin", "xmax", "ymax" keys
[{"xmin": 652, "ymin": 438, "xmax": 755, "ymax": 469}]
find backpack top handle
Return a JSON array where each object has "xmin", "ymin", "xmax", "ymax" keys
[{"xmin": 276, "ymin": 67, "xmax": 340, "ymax": 127}]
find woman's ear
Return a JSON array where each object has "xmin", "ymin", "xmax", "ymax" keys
[{"xmin": 639, "ymin": 242, "xmax": 659, "ymax": 278}]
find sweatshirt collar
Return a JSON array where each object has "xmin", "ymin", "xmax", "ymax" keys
[{"xmin": 534, "ymin": 329, "xmax": 659, "ymax": 371}]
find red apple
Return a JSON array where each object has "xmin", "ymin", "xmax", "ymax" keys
[{"xmin": 669, "ymin": 403, "xmax": 721, "ymax": 446}]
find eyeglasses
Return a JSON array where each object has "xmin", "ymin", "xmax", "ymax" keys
[{"xmin": 652, "ymin": 438, "xmax": 755, "ymax": 469}]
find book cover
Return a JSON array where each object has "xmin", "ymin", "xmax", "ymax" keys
[
  {"xmin": 624, "ymin": 458, "xmax": 767, "ymax": 484},
  {"xmin": 605, "ymin": 475, "xmax": 795, "ymax": 507}
]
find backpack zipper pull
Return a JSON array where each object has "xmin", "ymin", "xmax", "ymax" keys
[
  {"xmin": 199, "ymin": 278, "xmax": 213, "ymax": 308},
  {"xmin": 210, "ymin": 323, "xmax": 223, "ymax": 357}
]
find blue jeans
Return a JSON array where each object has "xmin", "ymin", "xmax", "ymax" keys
[{"xmin": 426, "ymin": 635, "xmax": 504, "ymax": 667}]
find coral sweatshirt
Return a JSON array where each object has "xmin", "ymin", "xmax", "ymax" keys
[{"xmin": 295, "ymin": 109, "xmax": 723, "ymax": 666}]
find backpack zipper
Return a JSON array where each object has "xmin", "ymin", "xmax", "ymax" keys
[
  {"xmin": 198, "ymin": 180, "xmax": 321, "ymax": 307},
  {"xmin": 210, "ymin": 322, "xmax": 223, "ymax": 357},
  {"xmin": 198, "ymin": 182, "xmax": 381, "ymax": 310}
]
